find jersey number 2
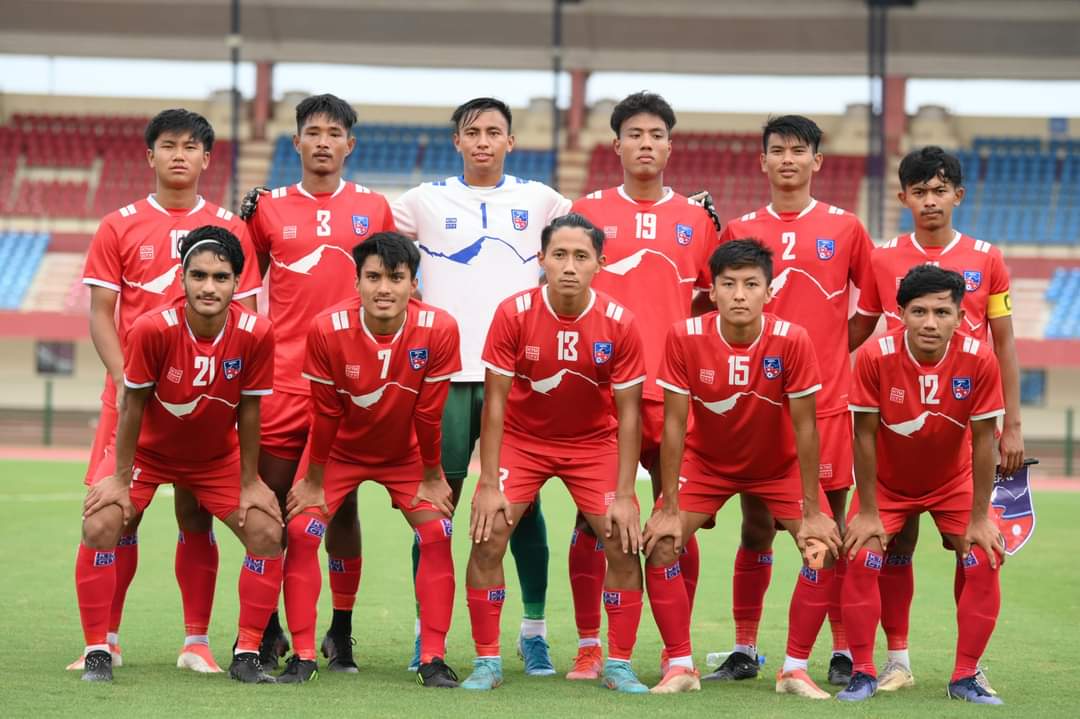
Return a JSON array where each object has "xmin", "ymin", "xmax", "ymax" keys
[{"xmin": 781, "ymin": 231, "xmax": 796, "ymax": 260}]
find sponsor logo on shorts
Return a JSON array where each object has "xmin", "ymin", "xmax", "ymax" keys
[
  {"xmin": 816, "ymin": 238, "xmax": 835, "ymax": 260},
  {"xmin": 676, "ymin": 224, "xmax": 693, "ymax": 245},
  {"xmin": 963, "ymin": 270, "xmax": 982, "ymax": 292},
  {"xmin": 864, "ymin": 551, "xmax": 883, "ymax": 570},
  {"xmin": 665, "ymin": 563, "xmax": 682, "ymax": 580},
  {"xmin": 525, "ymin": 345, "xmax": 540, "ymax": 361},
  {"xmin": 889, "ymin": 386, "xmax": 905, "ymax": 404},
  {"xmin": 952, "ymin": 377, "xmax": 971, "ymax": 400},
  {"xmin": 305, "ymin": 518, "xmax": 326, "ymax": 537},
  {"xmin": 603, "ymin": 591, "xmax": 621, "ymax": 607},
  {"xmin": 352, "ymin": 215, "xmax": 370, "ymax": 236},
  {"xmin": 488, "ymin": 588, "xmax": 506, "ymax": 602},
  {"xmin": 94, "ymin": 551, "xmax": 116, "ymax": 567},
  {"xmin": 441, "ymin": 518, "xmax": 453, "ymax": 537},
  {"xmin": 243, "ymin": 556, "xmax": 265, "ymax": 575},
  {"xmin": 511, "ymin": 209, "xmax": 529, "ymax": 231},
  {"xmin": 167, "ymin": 366, "xmax": 183, "ymax": 383},
  {"xmin": 409, "ymin": 348, "xmax": 429, "ymax": 370},
  {"xmin": 819, "ymin": 463, "xmax": 833, "ymax": 479},
  {"xmin": 345, "ymin": 364, "xmax": 360, "ymax": 379},
  {"xmin": 800, "ymin": 565, "xmax": 819, "ymax": 583},
  {"xmin": 603, "ymin": 225, "xmax": 618, "ymax": 239},
  {"xmin": 139, "ymin": 245, "xmax": 154, "ymax": 261},
  {"xmin": 223, "ymin": 358, "xmax": 242, "ymax": 380},
  {"xmin": 763, "ymin": 356, "xmax": 783, "ymax": 379},
  {"xmin": 699, "ymin": 368, "xmax": 715, "ymax": 385},
  {"xmin": 328, "ymin": 558, "xmax": 345, "ymax": 573},
  {"xmin": 283, "ymin": 225, "xmax": 297, "ymax": 240}
]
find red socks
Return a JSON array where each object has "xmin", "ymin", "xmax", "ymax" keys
[
  {"xmin": 645, "ymin": 563, "xmax": 691, "ymax": 658},
  {"xmin": 952, "ymin": 547, "xmax": 1000, "ymax": 681},
  {"xmin": 680, "ymin": 536, "xmax": 701, "ymax": 612},
  {"xmin": 415, "ymin": 518, "xmax": 455, "ymax": 663},
  {"xmin": 842, "ymin": 548, "xmax": 883, "ymax": 676},
  {"xmin": 786, "ymin": 565, "xmax": 834, "ymax": 660},
  {"xmin": 879, "ymin": 552, "xmax": 914, "ymax": 650},
  {"xmin": 568, "ymin": 528, "xmax": 605, "ymax": 642},
  {"xmin": 467, "ymin": 585, "xmax": 505, "ymax": 657},
  {"xmin": 604, "ymin": 588, "xmax": 643, "ymax": 662},
  {"xmin": 329, "ymin": 556, "xmax": 362, "ymax": 611},
  {"xmin": 76, "ymin": 543, "xmax": 117, "ymax": 647},
  {"xmin": 732, "ymin": 546, "xmax": 773, "ymax": 646},
  {"xmin": 175, "ymin": 530, "xmax": 218, "ymax": 637},
  {"xmin": 237, "ymin": 553, "xmax": 283, "ymax": 653},
  {"xmin": 107, "ymin": 534, "xmax": 138, "ymax": 635},
  {"xmin": 283, "ymin": 514, "xmax": 325, "ymax": 660},
  {"xmin": 829, "ymin": 555, "xmax": 848, "ymax": 652}
]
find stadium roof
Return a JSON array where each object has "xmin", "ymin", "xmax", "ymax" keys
[{"xmin": 1, "ymin": 0, "xmax": 1079, "ymax": 80}]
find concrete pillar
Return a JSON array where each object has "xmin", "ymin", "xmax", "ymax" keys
[
  {"xmin": 884, "ymin": 75, "xmax": 907, "ymax": 157},
  {"xmin": 567, "ymin": 68, "xmax": 590, "ymax": 151},
  {"xmin": 253, "ymin": 61, "xmax": 274, "ymax": 141}
]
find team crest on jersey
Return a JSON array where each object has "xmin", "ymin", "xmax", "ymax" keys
[
  {"xmin": 223, "ymin": 358, "xmax": 242, "ymax": 380},
  {"xmin": 511, "ymin": 209, "xmax": 529, "ymax": 231},
  {"xmin": 816, "ymin": 238, "xmax": 835, "ymax": 260},
  {"xmin": 964, "ymin": 270, "xmax": 982, "ymax": 291},
  {"xmin": 593, "ymin": 341, "xmax": 613, "ymax": 365},
  {"xmin": 352, "ymin": 215, "xmax": 370, "ymax": 236},
  {"xmin": 952, "ymin": 377, "xmax": 972, "ymax": 400},
  {"xmin": 676, "ymin": 223, "xmax": 693, "ymax": 245},
  {"xmin": 763, "ymin": 356, "xmax": 783, "ymax": 379},
  {"xmin": 409, "ymin": 348, "xmax": 429, "ymax": 370}
]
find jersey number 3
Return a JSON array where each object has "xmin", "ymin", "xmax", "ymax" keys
[{"xmin": 316, "ymin": 210, "xmax": 332, "ymax": 237}]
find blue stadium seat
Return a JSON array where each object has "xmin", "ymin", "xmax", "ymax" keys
[{"xmin": 0, "ymin": 231, "xmax": 49, "ymax": 309}]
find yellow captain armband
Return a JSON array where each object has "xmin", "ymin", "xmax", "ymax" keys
[{"xmin": 987, "ymin": 291, "xmax": 1012, "ymax": 319}]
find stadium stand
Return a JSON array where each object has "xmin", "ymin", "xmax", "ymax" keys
[
  {"xmin": 0, "ymin": 231, "xmax": 49, "ymax": 310},
  {"xmin": 1044, "ymin": 267, "xmax": 1080, "ymax": 339}
]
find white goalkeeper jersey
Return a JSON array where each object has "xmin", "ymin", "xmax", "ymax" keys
[{"xmin": 392, "ymin": 174, "xmax": 572, "ymax": 382}]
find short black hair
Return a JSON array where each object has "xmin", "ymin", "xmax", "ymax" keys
[
  {"xmin": 610, "ymin": 91, "xmax": 676, "ymax": 136},
  {"xmin": 762, "ymin": 114, "xmax": 823, "ymax": 154},
  {"xmin": 295, "ymin": 94, "xmax": 357, "ymax": 135},
  {"xmin": 709, "ymin": 238, "xmax": 774, "ymax": 285},
  {"xmin": 145, "ymin": 109, "xmax": 214, "ymax": 151},
  {"xmin": 352, "ymin": 232, "xmax": 420, "ymax": 279},
  {"xmin": 898, "ymin": 145, "xmax": 964, "ymax": 190},
  {"xmin": 451, "ymin": 97, "xmax": 513, "ymax": 133},
  {"xmin": 540, "ymin": 213, "xmax": 604, "ymax": 257},
  {"xmin": 896, "ymin": 265, "xmax": 965, "ymax": 308},
  {"xmin": 179, "ymin": 225, "xmax": 245, "ymax": 275}
]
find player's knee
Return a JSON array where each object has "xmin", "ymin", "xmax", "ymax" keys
[
  {"xmin": 243, "ymin": 512, "xmax": 283, "ymax": 556},
  {"xmin": 604, "ymin": 547, "xmax": 642, "ymax": 583},
  {"xmin": 82, "ymin": 508, "xmax": 123, "ymax": 549},
  {"xmin": 646, "ymin": 537, "xmax": 678, "ymax": 568},
  {"xmin": 470, "ymin": 533, "xmax": 509, "ymax": 568}
]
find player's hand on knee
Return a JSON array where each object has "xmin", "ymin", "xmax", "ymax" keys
[
  {"xmin": 84, "ymin": 474, "xmax": 133, "ymax": 522},
  {"xmin": 285, "ymin": 477, "xmax": 327, "ymax": 524},
  {"xmin": 642, "ymin": 506, "xmax": 681, "ymax": 558},
  {"xmin": 963, "ymin": 515, "xmax": 1005, "ymax": 569},
  {"xmin": 240, "ymin": 478, "xmax": 284, "ymax": 528},
  {"xmin": 413, "ymin": 466, "xmax": 454, "ymax": 517},
  {"xmin": 998, "ymin": 426, "xmax": 1025, "ymax": 477},
  {"xmin": 798, "ymin": 510, "xmax": 841, "ymax": 559},
  {"xmin": 239, "ymin": 185, "xmax": 269, "ymax": 221},
  {"xmin": 605, "ymin": 495, "xmax": 642, "ymax": 555},
  {"xmin": 842, "ymin": 510, "xmax": 887, "ymax": 560},
  {"xmin": 469, "ymin": 482, "xmax": 510, "ymax": 543}
]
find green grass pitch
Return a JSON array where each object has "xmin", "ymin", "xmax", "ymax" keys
[{"xmin": 2, "ymin": 459, "xmax": 1076, "ymax": 718}]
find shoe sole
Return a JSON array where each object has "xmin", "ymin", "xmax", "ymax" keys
[
  {"xmin": 650, "ymin": 677, "xmax": 702, "ymax": 694},
  {"xmin": 177, "ymin": 651, "xmax": 223, "ymax": 673},
  {"xmin": 776, "ymin": 678, "xmax": 831, "ymax": 700}
]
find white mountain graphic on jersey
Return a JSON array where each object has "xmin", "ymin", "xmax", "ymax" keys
[
  {"xmin": 339, "ymin": 382, "xmax": 417, "ymax": 409},
  {"xmin": 122, "ymin": 264, "xmax": 180, "ymax": 294},
  {"xmin": 882, "ymin": 410, "xmax": 965, "ymax": 437},
  {"xmin": 694, "ymin": 391, "xmax": 781, "ymax": 415},
  {"xmin": 271, "ymin": 244, "xmax": 354, "ymax": 274},
  {"xmin": 602, "ymin": 249, "xmax": 696, "ymax": 284},
  {"xmin": 770, "ymin": 267, "xmax": 845, "ymax": 300},
  {"xmin": 519, "ymin": 369, "xmax": 598, "ymax": 395},
  {"xmin": 156, "ymin": 392, "xmax": 238, "ymax": 418}
]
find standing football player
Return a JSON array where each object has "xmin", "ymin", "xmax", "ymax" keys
[
  {"xmin": 244, "ymin": 94, "xmax": 396, "ymax": 677},
  {"xmin": 839, "ymin": 265, "xmax": 1006, "ymax": 705},
  {"xmin": 76, "ymin": 227, "xmax": 282, "ymax": 684},
  {"xmin": 76, "ymin": 109, "xmax": 261, "ymax": 673},
  {"xmin": 392, "ymin": 97, "xmax": 572, "ymax": 674},
  {"xmin": 850, "ymin": 145, "xmax": 1022, "ymax": 693},
  {"xmin": 643, "ymin": 239, "xmax": 841, "ymax": 698},
  {"xmin": 711, "ymin": 115, "xmax": 874, "ymax": 686},
  {"xmin": 462, "ymin": 213, "xmax": 648, "ymax": 693}
]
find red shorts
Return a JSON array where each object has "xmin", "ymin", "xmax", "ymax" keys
[
  {"xmin": 639, "ymin": 398, "xmax": 664, "ymax": 472},
  {"xmin": 848, "ymin": 476, "xmax": 975, "ymax": 537},
  {"xmin": 84, "ymin": 376, "xmax": 120, "ymax": 485},
  {"xmin": 118, "ymin": 454, "xmax": 242, "ymax": 521},
  {"xmin": 321, "ymin": 457, "xmax": 436, "ymax": 518},
  {"xmin": 817, "ymin": 411, "xmax": 854, "ymax": 492},
  {"xmin": 499, "ymin": 441, "xmax": 623, "ymax": 516},
  {"xmin": 260, "ymin": 390, "xmax": 312, "ymax": 461},
  {"xmin": 667, "ymin": 454, "xmax": 831, "ymax": 521}
]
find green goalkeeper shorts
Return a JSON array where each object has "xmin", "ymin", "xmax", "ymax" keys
[{"xmin": 441, "ymin": 381, "xmax": 484, "ymax": 480}]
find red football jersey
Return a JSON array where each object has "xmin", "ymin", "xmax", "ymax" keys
[
  {"xmin": 249, "ymin": 179, "xmax": 396, "ymax": 395},
  {"xmin": 83, "ymin": 195, "xmax": 262, "ymax": 345},
  {"xmin": 482, "ymin": 286, "xmax": 646, "ymax": 456},
  {"xmin": 657, "ymin": 312, "xmax": 822, "ymax": 480},
  {"xmin": 849, "ymin": 329, "xmax": 1004, "ymax": 497},
  {"xmin": 720, "ymin": 200, "xmax": 873, "ymax": 416},
  {"xmin": 302, "ymin": 297, "xmax": 461, "ymax": 466},
  {"xmin": 571, "ymin": 186, "xmax": 716, "ymax": 400},
  {"xmin": 123, "ymin": 299, "xmax": 275, "ymax": 471},
  {"xmin": 856, "ymin": 231, "xmax": 1011, "ymax": 342}
]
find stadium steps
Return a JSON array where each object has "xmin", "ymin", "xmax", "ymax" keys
[
  {"xmin": 1011, "ymin": 277, "xmax": 1049, "ymax": 340},
  {"xmin": 21, "ymin": 252, "xmax": 86, "ymax": 312},
  {"xmin": 557, "ymin": 148, "xmax": 588, "ymax": 198},
  {"xmin": 237, "ymin": 140, "xmax": 273, "ymax": 203}
]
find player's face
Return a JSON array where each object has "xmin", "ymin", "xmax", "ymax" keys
[
  {"xmin": 454, "ymin": 110, "xmax": 514, "ymax": 176},
  {"xmin": 146, "ymin": 131, "xmax": 209, "ymax": 190},
  {"xmin": 294, "ymin": 114, "xmax": 355, "ymax": 177},
  {"xmin": 901, "ymin": 290, "xmax": 964, "ymax": 357},
  {"xmin": 899, "ymin": 174, "xmax": 965, "ymax": 232},
  {"xmin": 356, "ymin": 255, "xmax": 416, "ymax": 323},
  {"xmin": 539, "ymin": 228, "xmax": 604, "ymax": 301},
  {"xmin": 614, "ymin": 112, "xmax": 671, "ymax": 179},
  {"xmin": 710, "ymin": 265, "xmax": 772, "ymax": 328},
  {"xmin": 761, "ymin": 133, "xmax": 822, "ymax": 191},
  {"xmin": 183, "ymin": 251, "xmax": 237, "ymax": 319}
]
